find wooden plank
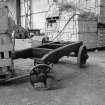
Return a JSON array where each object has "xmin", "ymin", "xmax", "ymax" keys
[
  {"xmin": 78, "ymin": 33, "xmax": 97, "ymax": 49},
  {"xmin": 0, "ymin": 44, "xmax": 13, "ymax": 52},
  {"xmin": 78, "ymin": 20, "xmax": 97, "ymax": 33},
  {"xmin": 0, "ymin": 59, "xmax": 12, "ymax": 67}
]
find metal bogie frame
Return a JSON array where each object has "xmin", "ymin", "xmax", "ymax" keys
[{"xmin": 0, "ymin": 41, "xmax": 89, "ymax": 89}]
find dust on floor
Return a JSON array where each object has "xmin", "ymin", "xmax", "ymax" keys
[{"xmin": 0, "ymin": 50, "xmax": 105, "ymax": 105}]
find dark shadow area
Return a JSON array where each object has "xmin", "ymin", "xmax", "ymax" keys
[{"xmin": 87, "ymin": 46, "xmax": 105, "ymax": 52}]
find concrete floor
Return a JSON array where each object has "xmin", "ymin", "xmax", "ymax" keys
[
  {"xmin": 1, "ymin": 38, "xmax": 105, "ymax": 105},
  {"xmin": 0, "ymin": 50, "xmax": 105, "ymax": 105}
]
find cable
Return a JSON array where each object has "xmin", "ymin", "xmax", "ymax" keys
[{"xmin": 52, "ymin": 13, "xmax": 80, "ymax": 41}]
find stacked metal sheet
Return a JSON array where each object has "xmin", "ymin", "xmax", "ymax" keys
[{"xmin": 0, "ymin": 2, "xmax": 14, "ymax": 78}]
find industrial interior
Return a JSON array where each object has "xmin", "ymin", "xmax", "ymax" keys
[{"xmin": 0, "ymin": 0, "xmax": 105, "ymax": 105}]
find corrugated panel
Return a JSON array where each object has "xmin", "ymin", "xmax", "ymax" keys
[
  {"xmin": 46, "ymin": 30, "xmax": 79, "ymax": 42},
  {"xmin": 78, "ymin": 32, "xmax": 97, "ymax": 49},
  {"xmin": 59, "ymin": 20, "xmax": 78, "ymax": 33},
  {"xmin": 98, "ymin": 16, "xmax": 105, "ymax": 23},
  {"xmin": 78, "ymin": 20, "xmax": 97, "ymax": 33},
  {"xmin": 100, "ymin": 6, "xmax": 105, "ymax": 16},
  {"xmin": 100, "ymin": 0, "xmax": 105, "ymax": 6},
  {"xmin": 56, "ymin": 32, "xmax": 78, "ymax": 42},
  {"xmin": 97, "ymin": 28, "xmax": 105, "ymax": 47},
  {"xmin": 0, "ymin": 59, "xmax": 12, "ymax": 67}
]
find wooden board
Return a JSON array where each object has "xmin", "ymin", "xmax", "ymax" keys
[
  {"xmin": 78, "ymin": 20, "xmax": 97, "ymax": 33},
  {"xmin": 0, "ymin": 59, "xmax": 12, "ymax": 67},
  {"xmin": 100, "ymin": 6, "xmax": 105, "ymax": 16},
  {"xmin": 0, "ymin": 44, "xmax": 13, "ymax": 52},
  {"xmin": 78, "ymin": 33, "xmax": 97, "ymax": 49},
  {"xmin": 97, "ymin": 29, "xmax": 105, "ymax": 47}
]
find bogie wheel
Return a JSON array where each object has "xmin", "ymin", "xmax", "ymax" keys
[
  {"xmin": 77, "ymin": 45, "xmax": 88, "ymax": 68},
  {"xmin": 30, "ymin": 64, "xmax": 55, "ymax": 90}
]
